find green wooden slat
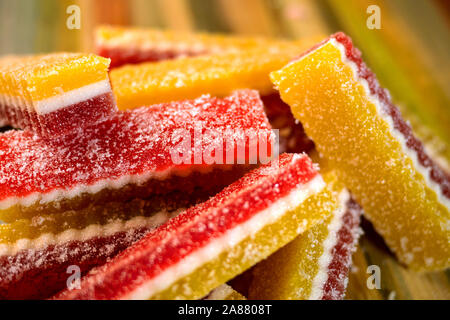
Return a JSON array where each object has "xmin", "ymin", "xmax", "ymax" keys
[{"xmin": 188, "ymin": 0, "xmax": 230, "ymax": 32}]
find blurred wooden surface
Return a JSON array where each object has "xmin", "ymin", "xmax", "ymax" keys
[
  {"xmin": 346, "ymin": 221, "xmax": 450, "ymax": 300},
  {"xmin": 0, "ymin": 0, "xmax": 448, "ymax": 300}
]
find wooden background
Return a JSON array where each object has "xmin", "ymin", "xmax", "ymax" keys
[{"xmin": 0, "ymin": 0, "xmax": 448, "ymax": 299}]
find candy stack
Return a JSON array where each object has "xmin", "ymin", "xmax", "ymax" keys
[
  {"xmin": 0, "ymin": 27, "xmax": 448, "ymax": 301},
  {"xmin": 0, "ymin": 89, "xmax": 274, "ymax": 299},
  {"xmin": 53, "ymin": 153, "xmax": 336, "ymax": 300}
]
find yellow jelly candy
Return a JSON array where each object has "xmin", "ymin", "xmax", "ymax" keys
[
  {"xmin": 271, "ymin": 33, "xmax": 450, "ymax": 271},
  {"xmin": 109, "ymin": 40, "xmax": 319, "ymax": 110},
  {"xmin": 248, "ymin": 170, "xmax": 362, "ymax": 299}
]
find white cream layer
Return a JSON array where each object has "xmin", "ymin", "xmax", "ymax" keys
[
  {"xmin": 0, "ymin": 79, "xmax": 112, "ymax": 115},
  {"xmin": 308, "ymin": 189, "xmax": 350, "ymax": 300},
  {"xmin": 0, "ymin": 164, "xmax": 231, "ymax": 210},
  {"xmin": 126, "ymin": 173, "xmax": 326, "ymax": 299},
  {"xmin": 0, "ymin": 209, "xmax": 183, "ymax": 257},
  {"xmin": 35, "ymin": 79, "xmax": 112, "ymax": 115},
  {"xmin": 319, "ymin": 38, "xmax": 449, "ymax": 210}
]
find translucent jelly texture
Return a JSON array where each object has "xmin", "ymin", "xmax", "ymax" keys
[
  {"xmin": 271, "ymin": 33, "xmax": 450, "ymax": 271},
  {"xmin": 249, "ymin": 171, "xmax": 362, "ymax": 300},
  {"xmin": 109, "ymin": 44, "xmax": 318, "ymax": 110},
  {"xmin": 96, "ymin": 26, "xmax": 312, "ymax": 68},
  {"xmin": 53, "ymin": 153, "xmax": 335, "ymax": 300},
  {"xmin": 0, "ymin": 90, "xmax": 272, "ymax": 221},
  {"xmin": 0, "ymin": 53, "xmax": 117, "ymax": 136}
]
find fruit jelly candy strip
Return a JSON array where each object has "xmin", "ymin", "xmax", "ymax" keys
[
  {"xmin": 271, "ymin": 32, "xmax": 450, "ymax": 271},
  {"xmin": 0, "ymin": 189, "xmax": 213, "ymax": 300},
  {"xmin": 0, "ymin": 90, "xmax": 271, "ymax": 221},
  {"xmin": 0, "ymin": 211, "xmax": 180, "ymax": 270},
  {"xmin": 95, "ymin": 26, "xmax": 310, "ymax": 68},
  {"xmin": 248, "ymin": 171, "xmax": 362, "ymax": 300},
  {"xmin": 109, "ymin": 43, "xmax": 318, "ymax": 110},
  {"xmin": 203, "ymin": 284, "xmax": 246, "ymax": 300},
  {"xmin": 26, "ymin": 54, "xmax": 116, "ymax": 137},
  {"xmin": 0, "ymin": 53, "xmax": 116, "ymax": 136},
  {"xmin": 0, "ymin": 165, "xmax": 250, "ymax": 223},
  {"xmin": 109, "ymin": 46, "xmax": 314, "ymax": 154},
  {"xmin": 0, "ymin": 187, "xmax": 212, "ymax": 244},
  {"xmin": 52, "ymin": 153, "xmax": 334, "ymax": 300},
  {"xmin": 0, "ymin": 225, "xmax": 150, "ymax": 300}
]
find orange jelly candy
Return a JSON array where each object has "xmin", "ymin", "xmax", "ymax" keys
[
  {"xmin": 109, "ymin": 43, "xmax": 319, "ymax": 110},
  {"xmin": 271, "ymin": 33, "xmax": 450, "ymax": 271},
  {"xmin": 96, "ymin": 25, "xmax": 300, "ymax": 68}
]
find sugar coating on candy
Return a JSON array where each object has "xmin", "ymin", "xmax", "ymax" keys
[
  {"xmin": 109, "ymin": 44, "xmax": 317, "ymax": 110},
  {"xmin": 53, "ymin": 153, "xmax": 336, "ymax": 300},
  {"xmin": 271, "ymin": 32, "xmax": 450, "ymax": 271},
  {"xmin": 203, "ymin": 284, "xmax": 246, "ymax": 300},
  {"xmin": 0, "ymin": 90, "xmax": 272, "ymax": 220},
  {"xmin": 248, "ymin": 170, "xmax": 362, "ymax": 300},
  {"xmin": 0, "ymin": 53, "xmax": 117, "ymax": 136},
  {"xmin": 96, "ymin": 25, "xmax": 309, "ymax": 68}
]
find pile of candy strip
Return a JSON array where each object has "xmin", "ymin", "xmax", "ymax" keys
[
  {"xmin": 0, "ymin": 27, "xmax": 447, "ymax": 300},
  {"xmin": 53, "ymin": 153, "xmax": 335, "ymax": 300}
]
